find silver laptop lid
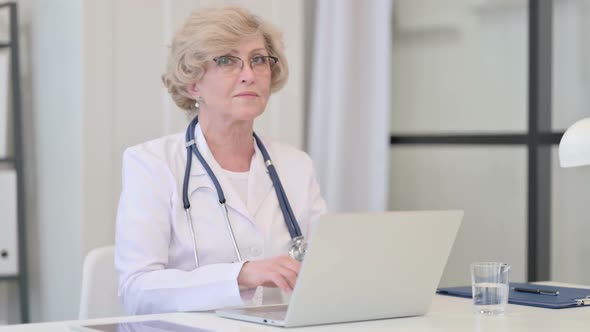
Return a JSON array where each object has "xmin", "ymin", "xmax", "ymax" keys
[{"xmin": 284, "ymin": 210, "xmax": 463, "ymax": 327}]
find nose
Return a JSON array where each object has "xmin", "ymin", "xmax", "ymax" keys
[{"xmin": 238, "ymin": 62, "xmax": 255, "ymax": 83}]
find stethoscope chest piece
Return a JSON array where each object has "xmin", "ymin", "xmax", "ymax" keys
[{"xmin": 289, "ymin": 236, "xmax": 308, "ymax": 262}]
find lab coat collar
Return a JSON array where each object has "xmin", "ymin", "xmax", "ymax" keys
[{"xmin": 186, "ymin": 124, "xmax": 273, "ymax": 222}]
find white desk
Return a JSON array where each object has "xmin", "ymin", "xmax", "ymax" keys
[{"xmin": 3, "ymin": 283, "xmax": 590, "ymax": 332}]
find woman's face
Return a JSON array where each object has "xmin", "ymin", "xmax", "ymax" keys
[{"xmin": 190, "ymin": 35, "xmax": 273, "ymax": 123}]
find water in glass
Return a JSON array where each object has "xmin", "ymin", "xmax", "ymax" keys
[{"xmin": 472, "ymin": 282, "xmax": 509, "ymax": 315}]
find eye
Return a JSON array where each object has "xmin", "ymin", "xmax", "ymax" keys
[
  {"xmin": 251, "ymin": 56, "xmax": 268, "ymax": 66},
  {"xmin": 216, "ymin": 56, "xmax": 237, "ymax": 67}
]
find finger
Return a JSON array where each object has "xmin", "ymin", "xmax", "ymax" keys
[
  {"xmin": 276, "ymin": 266, "xmax": 298, "ymax": 290},
  {"xmin": 269, "ymin": 271, "xmax": 291, "ymax": 292},
  {"xmin": 262, "ymin": 281, "xmax": 277, "ymax": 288},
  {"xmin": 277, "ymin": 255, "xmax": 301, "ymax": 274}
]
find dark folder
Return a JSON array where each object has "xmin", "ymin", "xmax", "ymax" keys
[{"xmin": 437, "ymin": 282, "xmax": 590, "ymax": 309}]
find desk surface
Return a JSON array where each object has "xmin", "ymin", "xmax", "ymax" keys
[{"xmin": 4, "ymin": 282, "xmax": 590, "ymax": 332}]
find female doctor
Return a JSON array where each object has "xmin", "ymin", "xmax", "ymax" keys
[{"xmin": 114, "ymin": 6, "xmax": 327, "ymax": 315}]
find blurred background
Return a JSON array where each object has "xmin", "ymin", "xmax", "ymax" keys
[{"xmin": 0, "ymin": 0, "xmax": 588, "ymax": 325}]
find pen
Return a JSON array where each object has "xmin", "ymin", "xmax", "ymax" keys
[{"xmin": 513, "ymin": 287, "xmax": 559, "ymax": 296}]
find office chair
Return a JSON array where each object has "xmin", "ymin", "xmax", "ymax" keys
[{"xmin": 79, "ymin": 245, "xmax": 125, "ymax": 319}]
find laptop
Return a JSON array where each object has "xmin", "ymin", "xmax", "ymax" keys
[{"xmin": 216, "ymin": 210, "xmax": 464, "ymax": 327}]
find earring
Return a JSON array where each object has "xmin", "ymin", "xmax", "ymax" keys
[{"xmin": 194, "ymin": 97, "xmax": 201, "ymax": 110}]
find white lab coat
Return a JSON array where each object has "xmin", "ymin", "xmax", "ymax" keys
[{"xmin": 115, "ymin": 124, "xmax": 327, "ymax": 315}]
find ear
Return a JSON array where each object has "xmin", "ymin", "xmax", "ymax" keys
[{"xmin": 186, "ymin": 83, "xmax": 200, "ymax": 98}]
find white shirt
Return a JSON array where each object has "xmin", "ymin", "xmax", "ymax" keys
[
  {"xmin": 115, "ymin": 124, "xmax": 327, "ymax": 314},
  {"xmin": 222, "ymin": 169, "xmax": 249, "ymax": 207}
]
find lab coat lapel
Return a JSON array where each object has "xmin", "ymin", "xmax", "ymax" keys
[
  {"xmin": 187, "ymin": 151, "xmax": 216, "ymax": 196},
  {"xmin": 247, "ymin": 139, "xmax": 274, "ymax": 218}
]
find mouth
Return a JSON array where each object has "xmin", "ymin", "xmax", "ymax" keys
[{"xmin": 234, "ymin": 92, "xmax": 259, "ymax": 98}]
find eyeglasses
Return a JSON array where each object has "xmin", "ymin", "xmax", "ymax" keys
[{"xmin": 212, "ymin": 55, "xmax": 278, "ymax": 75}]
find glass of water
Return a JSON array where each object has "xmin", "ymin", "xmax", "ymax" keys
[{"xmin": 471, "ymin": 262, "xmax": 510, "ymax": 315}]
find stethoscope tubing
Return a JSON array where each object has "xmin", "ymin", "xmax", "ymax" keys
[{"xmin": 253, "ymin": 133, "xmax": 302, "ymax": 237}]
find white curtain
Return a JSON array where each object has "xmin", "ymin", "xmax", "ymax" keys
[{"xmin": 308, "ymin": 0, "xmax": 392, "ymax": 212}]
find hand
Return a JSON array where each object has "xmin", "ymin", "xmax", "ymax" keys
[{"xmin": 237, "ymin": 255, "xmax": 301, "ymax": 293}]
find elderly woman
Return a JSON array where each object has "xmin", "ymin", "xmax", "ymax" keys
[{"xmin": 115, "ymin": 6, "xmax": 326, "ymax": 315}]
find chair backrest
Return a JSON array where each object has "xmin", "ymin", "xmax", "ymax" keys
[{"xmin": 79, "ymin": 245, "xmax": 125, "ymax": 319}]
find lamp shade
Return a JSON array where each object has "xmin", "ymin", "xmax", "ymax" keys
[{"xmin": 559, "ymin": 117, "xmax": 590, "ymax": 168}]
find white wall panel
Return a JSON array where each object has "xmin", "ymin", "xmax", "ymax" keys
[{"xmin": 83, "ymin": 0, "xmax": 116, "ymax": 256}]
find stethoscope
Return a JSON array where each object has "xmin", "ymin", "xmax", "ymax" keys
[{"xmin": 182, "ymin": 116, "xmax": 307, "ymax": 267}]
